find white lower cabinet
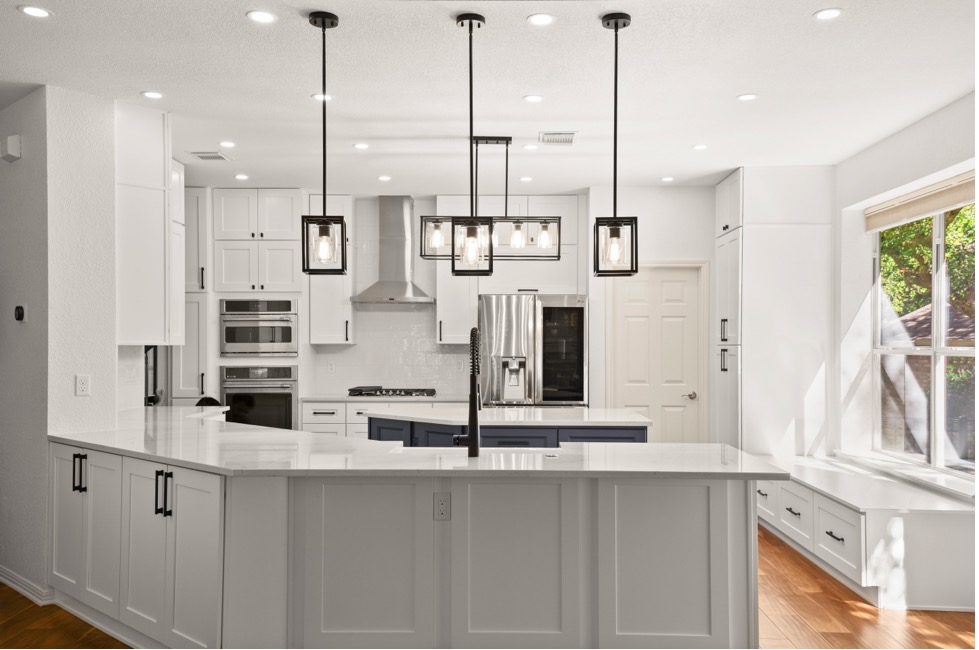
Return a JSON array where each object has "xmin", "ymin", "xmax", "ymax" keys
[
  {"xmin": 712, "ymin": 346, "xmax": 741, "ymax": 447},
  {"xmin": 813, "ymin": 493, "xmax": 865, "ymax": 585},
  {"xmin": 776, "ymin": 481, "xmax": 814, "ymax": 551},
  {"xmin": 50, "ymin": 444, "xmax": 122, "ymax": 618},
  {"xmin": 119, "ymin": 457, "xmax": 224, "ymax": 649},
  {"xmin": 754, "ymin": 479, "xmax": 777, "ymax": 522}
]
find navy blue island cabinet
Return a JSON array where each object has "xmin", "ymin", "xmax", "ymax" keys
[{"xmin": 369, "ymin": 418, "xmax": 646, "ymax": 448}]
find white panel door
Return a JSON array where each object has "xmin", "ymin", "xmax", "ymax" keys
[
  {"xmin": 169, "ymin": 221, "xmax": 186, "ymax": 345},
  {"xmin": 712, "ymin": 346, "xmax": 741, "ymax": 448},
  {"xmin": 213, "ymin": 241, "xmax": 258, "ymax": 292},
  {"xmin": 213, "ymin": 189, "xmax": 258, "ymax": 240},
  {"xmin": 172, "ymin": 294, "xmax": 207, "ymax": 399},
  {"xmin": 50, "ymin": 444, "xmax": 85, "ymax": 600},
  {"xmin": 299, "ymin": 478, "xmax": 435, "ymax": 648},
  {"xmin": 450, "ymin": 479, "xmax": 581, "ymax": 647},
  {"xmin": 259, "ymin": 241, "xmax": 302, "ymax": 292},
  {"xmin": 120, "ymin": 457, "xmax": 169, "ymax": 641},
  {"xmin": 714, "ymin": 230, "xmax": 742, "ymax": 345},
  {"xmin": 163, "ymin": 467, "xmax": 224, "ymax": 649},
  {"xmin": 82, "ymin": 450, "xmax": 122, "ymax": 618},
  {"xmin": 185, "ymin": 188, "xmax": 208, "ymax": 292},
  {"xmin": 308, "ymin": 274, "xmax": 354, "ymax": 344},
  {"xmin": 528, "ymin": 194, "xmax": 578, "ymax": 245},
  {"xmin": 611, "ymin": 266, "xmax": 705, "ymax": 443},
  {"xmin": 258, "ymin": 189, "xmax": 301, "ymax": 240}
]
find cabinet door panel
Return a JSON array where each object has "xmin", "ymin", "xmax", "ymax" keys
[
  {"xmin": 184, "ymin": 188, "xmax": 208, "ymax": 292},
  {"xmin": 712, "ymin": 347, "xmax": 741, "ymax": 448},
  {"xmin": 213, "ymin": 241, "xmax": 258, "ymax": 292},
  {"xmin": 368, "ymin": 418, "xmax": 412, "ymax": 445},
  {"xmin": 259, "ymin": 241, "xmax": 302, "ymax": 292},
  {"xmin": 169, "ymin": 221, "xmax": 186, "ymax": 345},
  {"xmin": 436, "ymin": 260, "xmax": 477, "ymax": 344},
  {"xmin": 50, "ymin": 444, "xmax": 84, "ymax": 600},
  {"xmin": 164, "ymin": 468, "xmax": 223, "ymax": 649},
  {"xmin": 213, "ymin": 189, "xmax": 257, "ymax": 240},
  {"xmin": 172, "ymin": 295, "xmax": 207, "ymax": 398},
  {"xmin": 120, "ymin": 457, "xmax": 168, "ymax": 640},
  {"xmin": 308, "ymin": 273, "xmax": 354, "ymax": 344},
  {"xmin": 714, "ymin": 230, "xmax": 742, "ymax": 345},
  {"xmin": 84, "ymin": 451, "xmax": 122, "ymax": 617},
  {"xmin": 476, "ymin": 246, "xmax": 578, "ymax": 295},
  {"xmin": 118, "ymin": 184, "xmax": 167, "ymax": 344},
  {"xmin": 258, "ymin": 189, "xmax": 301, "ymax": 240}
]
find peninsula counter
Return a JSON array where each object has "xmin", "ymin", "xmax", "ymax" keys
[{"xmin": 48, "ymin": 407, "xmax": 787, "ymax": 649}]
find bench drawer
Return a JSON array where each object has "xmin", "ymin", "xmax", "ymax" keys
[
  {"xmin": 302, "ymin": 403, "xmax": 346, "ymax": 425},
  {"xmin": 777, "ymin": 482, "xmax": 814, "ymax": 551},
  {"xmin": 755, "ymin": 480, "xmax": 778, "ymax": 523},
  {"xmin": 813, "ymin": 494, "xmax": 865, "ymax": 585}
]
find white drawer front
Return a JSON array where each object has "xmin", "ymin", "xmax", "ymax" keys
[
  {"xmin": 303, "ymin": 424, "xmax": 346, "ymax": 436},
  {"xmin": 346, "ymin": 424, "xmax": 369, "ymax": 439},
  {"xmin": 347, "ymin": 402, "xmax": 395, "ymax": 424},
  {"xmin": 755, "ymin": 480, "xmax": 778, "ymax": 522},
  {"xmin": 777, "ymin": 482, "xmax": 814, "ymax": 551},
  {"xmin": 813, "ymin": 494, "xmax": 865, "ymax": 585},
  {"xmin": 302, "ymin": 403, "xmax": 346, "ymax": 425}
]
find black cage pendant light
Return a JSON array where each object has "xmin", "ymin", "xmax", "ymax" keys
[
  {"xmin": 594, "ymin": 13, "xmax": 638, "ymax": 277},
  {"xmin": 302, "ymin": 11, "xmax": 347, "ymax": 275},
  {"xmin": 451, "ymin": 13, "xmax": 493, "ymax": 276}
]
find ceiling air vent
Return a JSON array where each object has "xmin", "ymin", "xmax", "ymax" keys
[
  {"xmin": 189, "ymin": 151, "xmax": 232, "ymax": 161},
  {"xmin": 538, "ymin": 131, "xmax": 576, "ymax": 146}
]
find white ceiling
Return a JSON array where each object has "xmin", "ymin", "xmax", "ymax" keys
[{"xmin": 0, "ymin": 0, "xmax": 973, "ymax": 195}]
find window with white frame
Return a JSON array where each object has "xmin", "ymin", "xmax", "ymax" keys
[{"xmin": 873, "ymin": 198, "xmax": 975, "ymax": 475}]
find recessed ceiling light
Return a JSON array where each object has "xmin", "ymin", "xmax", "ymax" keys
[
  {"xmin": 246, "ymin": 10, "xmax": 277, "ymax": 24},
  {"xmin": 353, "ymin": 143, "xmax": 369, "ymax": 150},
  {"xmin": 813, "ymin": 7, "xmax": 843, "ymax": 20},
  {"xmin": 527, "ymin": 14, "xmax": 554, "ymax": 26},
  {"xmin": 692, "ymin": 144, "xmax": 708, "ymax": 150},
  {"xmin": 737, "ymin": 93, "xmax": 758, "ymax": 101},
  {"xmin": 18, "ymin": 5, "xmax": 51, "ymax": 17},
  {"xmin": 311, "ymin": 93, "xmax": 332, "ymax": 102},
  {"xmin": 523, "ymin": 95, "xmax": 543, "ymax": 103},
  {"xmin": 520, "ymin": 176, "xmax": 533, "ymax": 182},
  {"xmin": 141, "ymin": 91, "xmax": 164, "ymax": 100},
  {"xmin": 662, "ymin": 177, "xmax": 675, "ymax": 182},
  {"xmin": 235, "ymin": 174, "xmax": 249, "ymax": 181},
  {"xmin": 523, "ymin": 144, "xmax": 538, "ymax": 151},
  {"xmin": 378, "ymin": 175, "xmax": 391, "ymax": 182},
  {"xmin": 219, "ymin": 141, "xmax": 236, "ymax": 148}
]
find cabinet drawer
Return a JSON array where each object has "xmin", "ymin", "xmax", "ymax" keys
[
  {"xmin": 346, "ymin": 425, "xmax": 369, "ymax": 439},
  {"xmin": 777, "ymin": 482, "xmax": 814, "ymax": 551},
  {"xmin": 347, "ymin": 402, "xmax": 395, "ymax": 424},
  {"xmin": 813, "ymin": 494, "xmax": 865, "ymax": 585},
  {"xmin": 302, "ymin": 403, "xmax": 346, "ymax": 424},
  {"xmin": 303, "ymin": 424, "xmax": 345, "ymax": 436},
  {"xmin": 480, "ymin": 427, "xmax": 558, "ymax": 448},
  {"xmin": 755, "ymin": 480, "xmax": 778, "ymax": 523}
]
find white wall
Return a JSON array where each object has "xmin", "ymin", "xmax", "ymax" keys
[
  {"xmin": 834, "ymin": 93, "xmax": 975, "ymax": 453},
  {"xmin": 0, "ymin": 87, "xmax": 50, "ymax": 596},
  {"xmin": 587, "ymin": 185, "xmax": 715, "ymax": 407}
]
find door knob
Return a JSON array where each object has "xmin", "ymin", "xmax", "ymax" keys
[{"xmin": 682, "ymin": 391, "xmax": 698, "ymax": 400}]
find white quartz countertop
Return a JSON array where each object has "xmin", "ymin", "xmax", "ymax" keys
[
  {"xmin": 302, "ymin": 394, "xmax": 468, "ymax": 403},
  {"xmin": 47, "ymin": 407, "xmax": 787, "ymax": 479},
  {"xmin": 364, "ymin": 405, "xmax": 651, "ymax": 427}
]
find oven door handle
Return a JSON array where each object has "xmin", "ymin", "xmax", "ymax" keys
[
  {"xmin": 222, "ymin": 383, "xmax": 295, "ymax": 389},
  {"xmin": 220, "ymin": 316, "xmax": 296, "ymax": 322}
]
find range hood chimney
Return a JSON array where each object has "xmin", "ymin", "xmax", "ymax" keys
[{"xmin": 351, "ymin": 196, "xmax": 434, "ymax": 304}]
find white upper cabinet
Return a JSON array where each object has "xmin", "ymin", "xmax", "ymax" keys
[
  {"xmin": 257, "ymin": 189, "xmax": 302, "ymax": 240},
  {"xmin": 478, "ymin": 195, "xmax": 527, "ymax": 218},
  {"xmin": 213, "ymin": 241, "xmax": 301, "ymax": 292},
  {"xmin": 212, "ymin": 189, "xmax": 258, "ymax": 240},
  {"xmin": 715, "ymin": 168, "xmax": 743, "ymax": 237},
  {"xmin": 115, "ymin": 105, "xmax": 168, "ymax": 189},
  {"xmin": 184, "ymin": 188, "xmax": 208, "ymax": 292},
  {"xmin": 213, "ymin": 241, "xmax": 259, "ymax": 292},
  {"xmin": 258, "ymin": 241, "xmax": 303, "ymax": 292},
  {"xmin": 477, "ymin": 246, "xmax": 579, "ymax": 295}
]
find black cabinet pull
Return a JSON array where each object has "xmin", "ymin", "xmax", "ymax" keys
[
  {"xmin": 163, "ymin": 471, "xmax": 174, "ymax": 517},
  {"xmin": 71, "ymin": 453, "xmax": 80, "ymax": 492},
  {"xmin": 785, "ymin": 506, "xmax": 801, "ymax": 517},
  {"xmin": 260, "ymin": 232, "xmax": 264, "ymax": 238},
  {"xmin": 251, "ymin": 232, "xmax": 255, "ymax": 238},
  {"xmin": 720, "ymin": 348, "xmax": 728, "ymax": 372},
  {"xmin": 312, "ymin": 410, "xmax": 337, "ymax": 416},
  {"xmin": 498, "ymin": 440, "xmax": 530, "ymax": 446},
  {"xmin": 200, "ymin": 266, "xmax": 205, "ymax": 290},
  {"xmin": 723, "ymin": 224, "xmax": 729, "ymax": 231},
  {"xmin": 720, "ymin": 318, "xmax": 728, "ymax": 342},
  {"xmin": 77, "ymin": 454, "xmax": 87, "ymax": 493},
  {"xmin": 439, "ymin": 320, "xmax": 443, "ymax": 342},
  {"xmin": 260, "ymin": 284, "xmax": 264, "ymax": 290},
  {"xmin": 345, "ymin": 320, "xmax": 349, "ymax": 341},
  {"xmin": 756, "ymin": 489, "xmax": 768, "ymax": 498},
  {"xmin": 251, "ymin": 284, "xmax": 256, "ymax": 290},
  {"xmin": 825, "ymin": 530, "xmax": 845, "ymax": 543},
  {"xmin": 200, "ymin": 372, "xmax": 205, "ymax": 395},
  {"xmin": 517, "ymin": 289, "xmax": 539, "ymax": 292},
  {"xmin": 154, "ymin": 470, "xmax": 164, "ymax": 515}
]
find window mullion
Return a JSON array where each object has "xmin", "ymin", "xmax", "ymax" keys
[{"xmin": 931, "ymin": 213, "xmax": 945, "ymax": 468}]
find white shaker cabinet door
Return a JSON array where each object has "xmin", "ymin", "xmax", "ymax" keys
[
  {"xmin": 172, "ymin": 294, "xmax": 208, "ymax": 399},
  {"xmin": 213, "ymin": 241, "xmax": 259, "ymax": 292},
  {"xmin": 259, "ymin": 241, "xmax": 303, "ymax": 292},
  {"xmin": 184, "ymin": 188, "xmax": 209, "ymax": 292},
  {"xmin": 49, "ymin": 444, "xmax": 85, "ymax": 601},
  {"xmin": 714, "ymin": 229, "xmax": 742, "ymax": 346},
  {"xmin": 715, "ymin": 168, "xmax": 743, "ymax": 237},
  {"xmin": 213, "ymin": 189, "xmax": 258, "ymax": 240},
  {"xmin": 257, "ymin": 189, "xmax": 302, "ymax": 240},
  {"xmin": 169, "ymin": 220, "xmax": 186, "ymax": 345},
  {"xmin": 712, "ymin": 346, "xmax": 741, "ymax": 448},
  {"xmin": 308, "ymin": 273, "xmax": 354, "ymax": 344}
]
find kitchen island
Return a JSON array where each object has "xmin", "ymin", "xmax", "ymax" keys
[{"xmin": 48, "ymin": 407, "xmax": 787, "ymax": 649}]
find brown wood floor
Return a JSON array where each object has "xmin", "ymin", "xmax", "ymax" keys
[{"xmin": 0, "ymin": 529, "xmax": 973, "ymax": 648}]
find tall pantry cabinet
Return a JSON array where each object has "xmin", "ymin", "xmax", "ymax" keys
[{"xmin": 711, "ymin": 167, "xmax": 833, "ymax": 456}]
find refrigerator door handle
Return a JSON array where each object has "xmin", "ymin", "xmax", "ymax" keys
[{"xmin": 534, "ymin": 296, "xmax": 543, "ymax": 404}]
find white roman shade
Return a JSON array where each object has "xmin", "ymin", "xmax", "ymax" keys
[{"xmin": 864, "ymin": 170, "xmax": 975, "ymax": 231}]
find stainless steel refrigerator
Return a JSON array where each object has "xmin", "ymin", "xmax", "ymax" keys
[{"xmin": 478, "ymin": 294, "xmax": 588, "ymax": 406}]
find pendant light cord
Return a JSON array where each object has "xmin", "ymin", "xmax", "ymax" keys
[
  {"xmin": 321, "ymin": 24, "xmax": 327, "ymax": 218},
  {"xmin": 613, "ymin": 23, "xmax": 619, "ymax": 221},
  {"xmin": 468, "ymin": 19, "xmax": 475, "ymax": 219}
]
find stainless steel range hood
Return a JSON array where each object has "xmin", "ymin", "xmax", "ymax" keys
[{"xmin": 351, "ymin": 196, "xmax": 434, "ymax": 304}]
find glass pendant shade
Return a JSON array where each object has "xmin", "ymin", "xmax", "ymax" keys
[
  {"xmin": 420, "ymin": 217, "xmax": 452, "ymax": 259},
  {"xmin": 302, "ymin": 215, "xmax": 347, "ymax": 273},
  {"xmin": 450, "ymin": 216, "xmax": 493, "ymax": 275},
  {"xmin": 491, "ymin": 217, "xmax": 561, "ymax": 260},
  {"xmin": 594, "ymin": 217, "xmax": 637, "ymax": 276}
]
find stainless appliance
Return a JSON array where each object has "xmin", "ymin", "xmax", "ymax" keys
[
  {"xmin": 220, "ymin": 299, "xmax": 298, "ymax": 357},
  {"xmin": 220, "ymin": 365, "xmax": 298, "ymax": 430},
  {"xmin": 348, "ymin": 386, "xmax": 436, "ymax": 397},
  {"xmin": 478, "ymin": 294, "xmax": 587, "ymax": 406}
]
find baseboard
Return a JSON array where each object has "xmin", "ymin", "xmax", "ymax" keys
[
  {"xmin": 758, "ymin": 519, "xmax": 881, "ymax": 607},
  {"xmin": 54, "ymin": 592, "xmax": 163, "ymax": 649},
  {"xmin": 0, "ymin": 564, "xmax": 55, "ymax": 605}
]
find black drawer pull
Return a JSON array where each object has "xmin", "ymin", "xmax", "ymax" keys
[
  {"xmin": 785, "ymin": 506, "xmax": 801, "ymax": 517},
  {"xmin": 154, "ymin": 470, "xmax": 164, "ymax": 515},
  {"xmin": 756, "ymin": 489, "xmax": 768, "ymax": 498},
  {"xmin": 200, "ymin": 266, "xmax": 205, "ymax": 290},
  {"xmin": 312, "ymin": 410, "xmax": 337, "ymax": 416},
  {"xmin": 825, "ymin": 530, "xmax": 845, "ymax": 543},
  {"xmin": 720, "ymin": 318, "xmax": 728, "ymax": 342},
  {"xmin": 498, "ymin": 440, "xmax": 530, "ymax": 446}
]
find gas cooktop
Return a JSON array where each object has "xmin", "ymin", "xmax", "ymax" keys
[{"xmin": 348, "ymin": 386, "xmax": 437, "ymax": 397}]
